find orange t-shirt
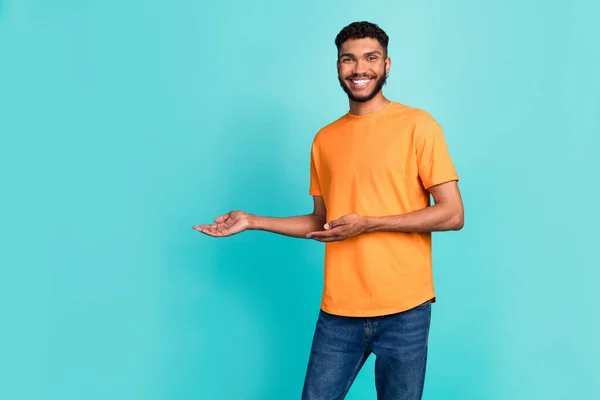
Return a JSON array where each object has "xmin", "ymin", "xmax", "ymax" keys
[{"xmin": 309, "ymin": 101, "xmax": 459, "ymax": 317}]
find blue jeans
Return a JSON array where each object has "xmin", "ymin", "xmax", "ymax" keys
[{"xmin": 302, "ymin": 300, "xmax": 432, "ymax": 400}]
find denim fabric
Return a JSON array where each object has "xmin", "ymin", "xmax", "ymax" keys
[{"xmin": 302, "ymin": 300, "xmax": 432, "ymax": 400}]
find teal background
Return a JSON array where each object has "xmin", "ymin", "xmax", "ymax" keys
[{"xmin": 1, "ymin": 0, "xmax": 598, "ymax": 399}]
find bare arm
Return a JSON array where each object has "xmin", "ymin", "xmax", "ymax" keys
[
  {"xmin": 248, "ymin": 196, "xmax": 327, "ymax": 238},
  {"xmin": 306, "ymin": 181, "xmax": 463, "ymax": 242},
  {"xmin": 193, "ymin": 196, "xmax": 327, "ymax": 239},
  {"xmin": 364, "ymin": 181, "xmax": 464, "ymax": 233}
]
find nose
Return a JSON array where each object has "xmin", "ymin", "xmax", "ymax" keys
[{"xmin": 353, "ymin": 59, "xmax": 369, "ymax": 75}]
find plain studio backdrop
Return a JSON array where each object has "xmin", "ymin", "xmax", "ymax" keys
[{"xmin": 1, "ymin": 0, "xmax": 598, "ymax": 399}]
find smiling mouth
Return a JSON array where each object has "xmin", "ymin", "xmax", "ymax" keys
[{"xmin": 348, "ymin": 78, "xmax": 373, "ymax": 89}]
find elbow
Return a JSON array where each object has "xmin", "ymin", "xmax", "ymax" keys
[
  {"xmin": 451, "ymin": 212, "xmax": 464, "ymax": 231},
  {"xmin": 311, "ymin": 213, "xmax": 327, "ymax": 227}
]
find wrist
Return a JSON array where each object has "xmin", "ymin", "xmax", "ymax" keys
[
  {"xmin": 362, "ymin": 216, "xmax": 378, "ymax": 233},
  {"xmin": 246, "ymin": 213, "xmax": 258, "ymax": 230},
  {"xmin": 364, "ymin": 215, "xmax": 392, "ymax": 233}
]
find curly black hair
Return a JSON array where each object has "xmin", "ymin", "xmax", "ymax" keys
[{"xmin": 335, "ymin": 21, "xmax": 389, "ymax": 57}]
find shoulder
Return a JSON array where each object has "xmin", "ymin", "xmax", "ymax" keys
[
  {"xmin": 390, "ymin": 104, "xmax": 444, "ymax": 141},
  {"xmin": 311, "ymin": 114, "xmax": 348, "ymax": 146},
  {"xmin": 388, "ymin": 102, "xmax": 439, "ymax": 126}
]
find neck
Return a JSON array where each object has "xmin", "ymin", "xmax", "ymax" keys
[{"xmin": 348, "ymin": 92, "xmax": 390, "ymax": 116}]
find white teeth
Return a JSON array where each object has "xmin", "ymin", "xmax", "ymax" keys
[{"xmin": 352, "ymin": 79, "xmax": 371, "ymax": 85}]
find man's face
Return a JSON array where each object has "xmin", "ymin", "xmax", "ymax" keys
[{"xmin": 337, "ymin": 38, "xmax": 391, "ymax": 103}]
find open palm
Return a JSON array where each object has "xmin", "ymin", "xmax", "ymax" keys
[{"xmin": 193, "ymin": 210, "xmax": 249, "ymax": 237}]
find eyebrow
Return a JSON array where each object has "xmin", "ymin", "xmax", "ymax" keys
[{"xmin": 338, "ymin": 51, "xmax": 383, "ymax": 59}]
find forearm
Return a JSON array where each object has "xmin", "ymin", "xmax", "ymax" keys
[
  {"xmin": 248, "ymin": 214, "xmax": 326, "ymax": 238},
  {"xmin": 364, "ymin": 204, "xmax": 463, "ymax": 234}
]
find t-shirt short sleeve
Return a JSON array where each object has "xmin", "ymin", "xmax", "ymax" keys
[
  {"xmin": 414, "ymin": 115, "xmax": 459, "ymax": 189},
  {"xmin": 309, "ymin": 142, "xmax": 322, "ymax": 196}
]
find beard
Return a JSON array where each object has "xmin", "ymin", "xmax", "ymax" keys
[{"xmin": 338, "ymin": 66, "xmax": 388, "ymax": 103}]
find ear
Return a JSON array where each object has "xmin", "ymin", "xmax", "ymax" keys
[{"xmin": 385, "ymin": 56, "xmax": 392, "ymax": 75}]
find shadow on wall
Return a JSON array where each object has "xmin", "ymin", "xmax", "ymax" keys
[{"xmin": 177, "ymin": 99, "xmax": 323, "ymax": 399}]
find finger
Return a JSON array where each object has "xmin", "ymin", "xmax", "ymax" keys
[
  {"xmin": 311, "ymin": 235, "xmax": 344, "ymax": 242},
  {"xmin": 307, "ymin": 227, "xmax": 345, "ymax": 239},
  {"xmin": 193, "ymin": 223, "xmax": 220, "ymax": 230},
  {"xmin": 307, "ymin": 233, "xmax": 334, "ymax": 240},
  {"xmin": 324, "ymin": 220, "xmax": 338, "ymax": 229},
  {"xmin": 193, "ymin": 223, "xmax": 222, "ymax": 234},
  {"xmin": 197, "ymin": 226, "xmax": 228, "ymax": 237},
  {"xmin": 195, "ymin": 221, "xmax": 228, "ymax": 230},
  {"xmin": 192, "ymin": 224, "xmax": 210, "ymax": 230},
  {"xmin": 204, "ymin": 231, "xmax": 226, "ymax": 237},
  {"xmin": 307, "ymin": 231, "xmax": 335, "ymax": 239},
  {"xmin": 306, "ymin": 231, "xmax": 329, "ymax": 239},
  {"xmin": 193, "ymin": 224, "xmax": 212, "ymax": 232},
  {"xmin": 214, "ymin": 213, "xmax": 230, "ymax": 223},
  {"xmin": 324, "ymin": 216, "xmax": 346, "ymax": 230}
]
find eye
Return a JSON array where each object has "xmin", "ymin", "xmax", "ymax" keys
[
  {"xmin": 342, "ymin": 57, "xmax": 353, "ymax": 63},
  {"xmin": 367, "ymin": 56, "xmax": 378, "ymax": 61}
]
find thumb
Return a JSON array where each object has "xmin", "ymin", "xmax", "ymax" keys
[
  {"xmin": 214, "ymin": 212, "xmax": 230, "ymax": 223},
  {"xmin": 324, "ymin": 216, "xmax": 345, "ymax": 230}
]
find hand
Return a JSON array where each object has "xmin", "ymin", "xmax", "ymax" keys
[
  {"xmin": 193, "ymin": 210, "xmax": 250, "ymax": 237},
  {"xmin": 306, "ymin": 213, "xmax": 367, "ymax": 242}
]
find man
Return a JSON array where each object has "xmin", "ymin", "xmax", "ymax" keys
[{"xmin": 194, "ymin": 21, "xmax": 463, "ymax": 400}]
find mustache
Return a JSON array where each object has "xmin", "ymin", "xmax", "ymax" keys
[{"xmin": 346, "ymin": 74, "xmax": 376, "ymax": 79}]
